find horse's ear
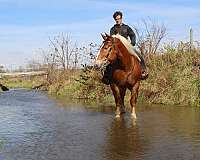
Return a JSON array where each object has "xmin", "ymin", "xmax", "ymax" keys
[
  {"xmin": 101, "ymin": 33, "xmax": 107, "ymax": 40},
  {"xmin": 105, "ymin": 33, "xmax": 111, "ymax": 38}
]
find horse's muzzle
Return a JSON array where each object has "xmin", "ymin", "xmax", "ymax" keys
[{"xmin": 95, "ymin": 60, "xmax": 110, "ymax": 73}]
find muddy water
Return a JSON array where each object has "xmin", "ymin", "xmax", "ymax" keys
[{"xmin": 0, "ymin": 89, "xmax": 200, "ymax": 160}]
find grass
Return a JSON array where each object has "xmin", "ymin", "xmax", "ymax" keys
[
  {"xmin": 1, "ymin": 75, "xmax": 47, "ymax": 90},
  {"xmin": 1, "ymin": 48, "xmax": 199, "ymax": 107},
  {"xmin": 140, "ymin": 50, "xmax": 200, "ymax": 106},
  {"xmin": 5, "ymin": 80, "xmax": 33, "ymax": 89}
]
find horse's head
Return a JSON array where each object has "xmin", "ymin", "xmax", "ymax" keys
[{"xmin": 96, "ymin": 33, "xmax": 118, "ymax": 66}]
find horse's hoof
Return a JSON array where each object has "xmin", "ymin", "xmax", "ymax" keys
[
  {"xmin": 131, "ymin": 114, "xmax": 137, "ymax": 120},
  {"xmin": 115, "ymin": 114, "xmax": 120, "ymax": 118},
  {"xmin": 131, "ymin": 119, "xmax": 137, "ymax": 126}
]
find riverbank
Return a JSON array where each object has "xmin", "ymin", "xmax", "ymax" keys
[
  {"xmin": 140, "ymin": 50, "xmax": 200, "ymax": 106},
  {"xmin": 1, "ymin": 50, "xmax": 199, "ymax": 107}
]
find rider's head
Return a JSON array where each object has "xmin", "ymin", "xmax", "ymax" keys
[{"xmin": 113, "ymin": 11, "xmax": 123, "ymax": 25}]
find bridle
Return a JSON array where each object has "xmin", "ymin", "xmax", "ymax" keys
[
  {"xmin": 103, "ymin": 37, "xmax": 119, "ymax": 60},
  {"xmin": 98, "ymin": 37, "xmax": 119, "ymax": 74}
]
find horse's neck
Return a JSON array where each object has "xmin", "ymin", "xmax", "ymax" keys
[{"xmin": 117, "ymin": 43, "xmax": 135, "ymax": 70}]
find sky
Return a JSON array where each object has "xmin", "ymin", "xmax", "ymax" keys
[{"xmin": 0, "ymin": 0, "xmax": 200, "ymax": 69}]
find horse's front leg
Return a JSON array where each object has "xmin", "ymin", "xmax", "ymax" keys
[
  {"xmin": 110, "ymin": 84, "xmax": 122, "ymax": 118},
  {"xmin": 130, "ymin": 81, "xmax": 140, "ymax": 120},
  {"xmin": 119, "ymin": 87, "xmax": 126, "ymax": 114}
]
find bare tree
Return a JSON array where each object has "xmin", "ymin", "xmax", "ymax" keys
[
  {"xmin": 135, "ymin": 19, "xmax": 166, "ymax": 56},
  {"xmin": 48, "ymin": 33, "xmax": 80, "ymax": 70},
  {"xmin": 0, "ymin": 65, "xmax": 5, "ymax": 73},
  {"xmin": 79, "ymin": 42, "xmax": 99, "ymax": 67},
  {"xmin": 39, "ymin": 48, "xmax": 57, "ymax": 84}
]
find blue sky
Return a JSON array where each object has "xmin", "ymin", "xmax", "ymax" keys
[{"xmin": 0, "ymin": 0, "xmax": 200, "ymax": 69}]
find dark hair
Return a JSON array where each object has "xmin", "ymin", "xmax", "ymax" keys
[{"xmin": 113, "ymin": 11, "xmax": 123, "ymax": 19}]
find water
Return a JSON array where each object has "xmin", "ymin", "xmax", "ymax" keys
[{"xmin": 0, "ymin": 89, "xmax": 200, "ymax": 160}]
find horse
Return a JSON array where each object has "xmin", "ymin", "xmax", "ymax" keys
[{"xmin": 96, "ymin": 33, "xmax": 142, "ymax": 119}]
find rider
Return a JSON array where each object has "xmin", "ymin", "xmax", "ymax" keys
[{"xmin": 102, "ymin": 11, "xmax": 148, "ymax": 84}]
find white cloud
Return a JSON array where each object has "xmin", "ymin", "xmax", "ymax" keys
[
  {"xmin": 0, "ymin": 17, "xmax": 112, "ymax": 69},
  {"xmin": 0, "ymin": 0, "xmax": 199, "ymax": 68}
]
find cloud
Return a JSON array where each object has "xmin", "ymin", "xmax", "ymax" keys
[
  {"xmin": 0, "ymin": 17, "xmax": 113, "ymax": 69},
  {"xmin": 0, "ymin": 0, "xmax": 199, "ymax": 69}
]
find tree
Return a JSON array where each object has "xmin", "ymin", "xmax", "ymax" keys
[
  {"xmin": 135, "ymin": 20, "xmax": 166, "ymax": 56},
  {"xmin": 48, "ymin": 33, "xmax": 80, "ymax": 70},
  {"xmin": 0, "ymin": 65, "xmax": 6, "ymax": 73}
]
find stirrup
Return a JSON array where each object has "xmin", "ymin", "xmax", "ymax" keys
[{"xmin": 141, "ymin": 71, "xmax": 149, "ymax": 80}]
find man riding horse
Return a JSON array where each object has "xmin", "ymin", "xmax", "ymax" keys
[{"xmin": 102, "ymin": 11, "xmax": 148, "ymax": 84}]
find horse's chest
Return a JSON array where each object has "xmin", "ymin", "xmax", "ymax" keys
[
  {"xmin": 112, "ymin": 70, "xmax": 128, "ymax": 85},
  {"xmin": 112, "ymin": 70, "xmax": 135, "ymax": 86}
]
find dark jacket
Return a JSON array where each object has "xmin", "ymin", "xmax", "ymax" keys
[{"xmin": 110, "ymin": 23, "xmax": 136, "ymax": 46}]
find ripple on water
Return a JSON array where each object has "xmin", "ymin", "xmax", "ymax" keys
[{"xmin": 0, "ymin": 89, "xmax": 200, "ymax": 160}]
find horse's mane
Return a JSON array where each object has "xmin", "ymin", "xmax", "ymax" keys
[{"xmin": 112, "ymin": 34, "xmax": 141, "ymax": 61}]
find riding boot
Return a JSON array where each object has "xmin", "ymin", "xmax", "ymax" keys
[
  {"xmin": 139, "ymin": 55, "xmax": 149, "ymax": 80},
  {"xmin": 102, "ymin": 64, "xmax": 113, "ymax": 85},
  {"xmin": 133, "ymin": 48, "xmax": 149, "ymax": 80}
]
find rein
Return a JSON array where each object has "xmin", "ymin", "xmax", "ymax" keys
[{"xmin": 111, "ymin": 37, "xmax": 120, "ymax": 56}]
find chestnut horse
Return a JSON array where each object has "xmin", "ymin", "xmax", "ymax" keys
[{"xmin": 96, "ymin": 33, "xmax": 142, "ymax": 119}]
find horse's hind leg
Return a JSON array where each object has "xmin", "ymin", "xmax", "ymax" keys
[
  {"xmin": 130, "ymin": 81, "xmax": 140, "ymax": 120},
  {"xmin": 110, "ymin": 84, "xmax": 122, "ymax": 118}
]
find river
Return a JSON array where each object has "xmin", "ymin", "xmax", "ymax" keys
[{"xmin": 0, "ymin": 89, "xmax": 200, "ymax": 160}]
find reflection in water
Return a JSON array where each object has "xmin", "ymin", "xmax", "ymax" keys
[
  {"xmin": 0, "ymin": 89, "xmax": 200, "ymax": 160},
  {"xmin": 105, "ymin": 117, "xmax": 144, "ymax": 160}
]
